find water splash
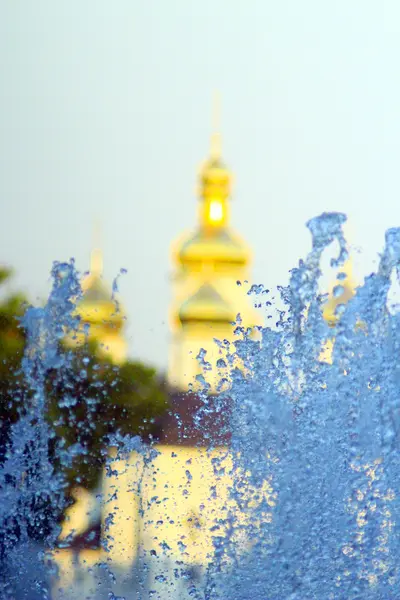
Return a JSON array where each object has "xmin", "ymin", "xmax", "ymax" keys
[
  {"xmin": 0, "ymin": 260, "xmax": 82, "ymax": 598},
  {"xmin": 204, "ymin": 213, "xmax": 400, "ymax": 599},
  {"xmin": 4, "ymin": 213, "xmax": 400, "ymax": 599}
]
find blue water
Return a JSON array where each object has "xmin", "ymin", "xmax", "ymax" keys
[{"xmin": 2, "ymin": 213, "xmax": 400, "ymax": 599}]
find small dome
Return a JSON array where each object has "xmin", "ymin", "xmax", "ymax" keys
[
  {"xmin": 199, "ymin": 156, "xmax": 231, "ymax": 200},
  {"xmin": 201, "ymin": 156, "xmax": 230, "ymax": 184},
  {"xmin": 77, "ymin": 274, "xmax": 124, "ymax": 327},
  {"xmin": 179, "ymin": 283, "xmax": 235, "ymax": 325},
  {"xmin": 178, "ymin": 228, "xmax": 249, "ymax": 267}
]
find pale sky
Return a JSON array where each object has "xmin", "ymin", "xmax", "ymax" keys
[{"xmin": 1, "ymin": 1, "xmax": 399, "ymax": 370}]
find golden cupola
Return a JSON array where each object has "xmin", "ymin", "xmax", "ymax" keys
[
  {"xmin": 168, "ymin": 103, "xmax": 262, "ymax": 393},
  {"xmin": 198, "ymin": 132, "xmax": 231, "ymax": 229},
  {"xmin": 66, "ymin": 247, "xmax": 128, "ymax": 364},
  {"xmin": 79, "ymin": 249, "xmax": 124, "ymax": 328},
  {"xmin": 175, "ymin": 131, "xmax": 250, "ymax": 273},
  {"xmin": 178, "ymin": 283, "xmax": 235, "ymax": 326}
]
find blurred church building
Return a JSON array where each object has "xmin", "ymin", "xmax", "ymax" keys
[
  {"xmin": 53, "ymin": 122, "xmax": 264, "ymax": 599},
  {"xmin": 52, "ymin": 119, "xmax": 356, "ymax": 599}
]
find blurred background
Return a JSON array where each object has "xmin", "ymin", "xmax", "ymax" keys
[
  {"xmin": 1, "ymin": 1, "xmax": 399, "ymax": 371},
  {"xmin": 2, "ymin": 3, "xmax": 400, "ymax": 598}
]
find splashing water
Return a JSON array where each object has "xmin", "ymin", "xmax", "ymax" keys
[
  {"xmin": 204, "ymin": 213, "xmax": 400, "ymax": 600},
  {"xmin": 0, "ymin": 261, "xmax": 82, "ymax": 599},
  {"xmin": 3, "ymin": 213, "xmax": 400, "ymax": 599}
]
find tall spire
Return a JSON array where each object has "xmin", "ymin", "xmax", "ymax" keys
[
  {"xmin": 198, "ymin": 94, "xmax": 231, "ymax": 229},
  {"xmin": 210, "ymin": 91, "xmax": 222, "ymax": 160},
  {"xmin": 90, "ymin": 220, "xmax": 103, "ymax": 277}
]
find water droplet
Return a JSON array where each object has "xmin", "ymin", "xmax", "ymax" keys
[{"xmin": 333, "ymin": 285, "xmax": 344, "ymax": 298}]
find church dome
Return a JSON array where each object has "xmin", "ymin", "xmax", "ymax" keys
[
  {"xmin": 78, "ymin": 273, "xmax": 124, "ymax": 328},
  {"xmin": 178, "ymin": 228, "xmax": 249, "ymax": 267},
  {"xmin": 179, "ymin": 283, "xmax": 235, "ymax": 325},
  {"xmin": 201, "ymin": 154, "xmax": 228, "ymax": 179},
  {"xmin": 64, "ymin": 245, "xmax": 127, "ymax": 364}
]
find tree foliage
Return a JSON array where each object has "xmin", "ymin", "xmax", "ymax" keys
[
  {"xmin": 47, "ymin": 343, "xmax": 167, "ymax": 489},
  {"xmin": 0, "ymin": 266, "xmax": 168, "ymax": 491},
  {"xmin": 0, "ymin": 267, "xmax": 27, "ymax": 458}
]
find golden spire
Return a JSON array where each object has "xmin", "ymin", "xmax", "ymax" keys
[
  {"xmin": 90, "ymin": 220, "xmax": 103, "ymax": 277},
  {"xmin": 73, "ymin": 220, "xmax": 127, "ymax": 364},
  {"xmin": 210, "ymin": 91, "xmax": 222, "ymax": 160},
  {"xmin": 197, "ymin": 94, "xmax": 232, "ymax": 228}
]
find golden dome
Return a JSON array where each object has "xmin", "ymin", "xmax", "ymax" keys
[
  {"xmin": 178, "ymin": 228, "xmax": 249, "ymax": 267},
  {"xmin": 199, "ymin": 153, "xmax": 231, "ymax": 199},
  {"xmin": 199, "ymin": 125, "xmax": 231, "ymax": 195},
  {"xmin": 179, "ymin": 283, "xmax": 235, "ymax": 325},
  {"xmin": 76, "ymin": 248, "xmax": 125, "ymax": 328},
  {"xmin": 78, "ymin": 275, "xmax": 124, "ymax": 328},
  {"xmin": 174, "ymin": 122, "xmax": 250, "ymax": 268}
]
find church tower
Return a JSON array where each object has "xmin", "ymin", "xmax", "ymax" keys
[
  {"xmin": 168, "ymin": 107, "xmax": 262, "ymax": 392},
  {"xmin": 65, "ymin": 246, "xmax": 127, "ymax": 364}
]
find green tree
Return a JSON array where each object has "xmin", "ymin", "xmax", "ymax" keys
[
  {"xmin": 47, "ymin": 344, "xmax": 168, "ymax": 489},
  {"xmin": 0, "ymin": 266, "xmax": 168, "ymax": 491},
  {"xmin": 0, "ymin": 267, "xmax": 27, "ymax": 456}
]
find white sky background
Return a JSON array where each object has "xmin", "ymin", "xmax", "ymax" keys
[{"xmin": 0, "ymin": 1, "xmax": 399, "ymax": 370}]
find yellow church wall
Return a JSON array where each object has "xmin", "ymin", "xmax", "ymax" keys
[
  {"xmin": 168, "ymin": 323, "xmax": 233, "ymax": 392},
  {"xmin": 51, "ymin": 487, "xmax": 103, "ymax": 598},
  {"xmin": 138, "ymin": 445, "xmax": 233, "ymax": 566},
  {"xmin": 100, "ymin": 446, "xmax": 234, "ymax": 569},
  {"xmin": 51, "ymin": 548, "xmax": 76, "ymax": 598},
  {"xmin": 101, "ymin": 444, "xmax": 274, "ymax": 572},
  {"xmin": 52, "ymin": 547, "xmax": 104, "ymax": 600},
  {"xmin": 101, "ymin": 448, "xmax": 143, "ymax": 566},
  {"xmin": 58, "ymin": 486, "xmax": 98, "ymax": 542}
]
